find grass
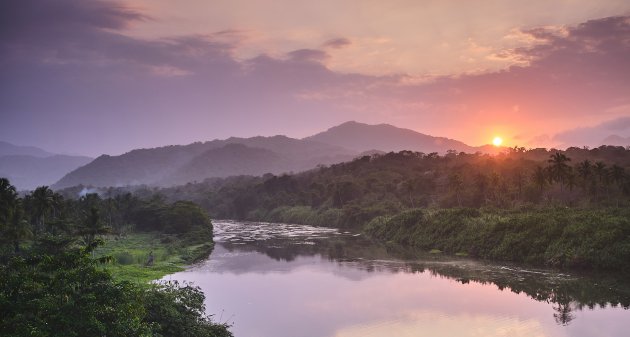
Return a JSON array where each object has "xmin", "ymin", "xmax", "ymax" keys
[{"xmin": 95, "ymin": 233, "xmax": 214, "ymax": 283}]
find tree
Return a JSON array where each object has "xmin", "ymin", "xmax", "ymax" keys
[
  {"xmin": 30, "ymin": 186, "xmax": 54, "ymax": 233},
  {"xmin": 611, "ymin": 165, "xmax": 626, "ymax": 187},
  {"xmin": 0, "ymin": 178, "xmax": 18, "ymax": 229},
  {"xmin": 143, "ymin": 282, "xmax": 233, "ymax": 337},
  {"xmin": 2, "ymin": 200, "xmax": 32, "ymax": 253},
  {"xmin": 576, "ymin": 160, "xmax": 593, "ymax": 192},
  {"xmin": 533, "ymin": 166, "xmax": 547, "ymax": 192},
  {"xmin": 0, "ymin": 179, "xmax": 31, "ymax": 253},
  {"xmin": 473, "ymin": 173, "xmax": 489, "ymax": 205},
  {"xmin": 0, "ymin": 242, "xmax": 151, "ymax": 336},
  {"xmin": 547, "ymin": 152, "xmax": 571, "ymax": 190},
  {"xmin": 448, "ymin": 173, "xmax": 464, "ymax": 207},
  {"xmin": 400, "ymin": 180, "xmax": 416, "ymax": 208},
  {"xmin": 593, "ymin": 161, "xmax": 608, "ymax": 184},
  {"xmin": 77, "ymin": 207, "xmax": 110, "ymax": 247}
]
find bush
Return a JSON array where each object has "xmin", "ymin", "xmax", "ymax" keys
[{"xmin": 365, "ymin": 207, "xmax": 630, "ymax": 272}]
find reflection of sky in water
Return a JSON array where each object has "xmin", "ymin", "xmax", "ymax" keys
[{"xmin": 162, "ymin": 221, "xmax": 630, "ymax": 337}]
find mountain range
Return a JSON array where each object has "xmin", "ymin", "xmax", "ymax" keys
[
  {"xmin": 52, "ymin": 136, "xmax": 355, "ymax": 189},
  {"xmin": 51, "ymin": 121, "xmax": 504, "ymax": 190},
  {"xmin": 9, "ymin": 120, "xmax": 625, "ymax": 191},
  {"xmin": 0, "ymin": 141, "xmax": 92, "ymax": 190}
]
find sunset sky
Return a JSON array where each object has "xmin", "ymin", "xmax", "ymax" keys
[{"xmin": 1, "ymin": 0, "xmax": 629, "ymax": 156}]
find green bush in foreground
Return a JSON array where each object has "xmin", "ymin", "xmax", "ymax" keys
[{"xmin": 0, "ymin": 240, "xmax": 231, "ymax": 337}]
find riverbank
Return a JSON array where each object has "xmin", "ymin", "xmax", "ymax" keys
[
  {"xmin": 95, "ymin": 233, "xmax": 214, "ymax": 283},
  {"xmin": 365, "ymin": 207, "xmax": 630, "ymax": 272},
  {"xmin": 241, "ymin": 205, "xmax": 630, "ymax": 272}
]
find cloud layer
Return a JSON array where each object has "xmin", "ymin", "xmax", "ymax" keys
[{"xmin": 1, "ymin": 0, "xmax": 629, "ymax": 155}]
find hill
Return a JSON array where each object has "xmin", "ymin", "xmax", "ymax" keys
[
  {"xmin": 0, "ymin": 141, "xmax": 53, "ymax": 157},
  {"xmin": 52, "ymin": 121, "xmax": 508, "ymax": 190},
  {"xmin": 0, "ymin": 154, "xmax": 92, "ymax": 190},
  {"xmin": 304, "ymin": 121, "xmax": 490, "ymax": 153},
  {"xmin": 53, "ymin": 136, "xmax": 355, "ymax": 189}
]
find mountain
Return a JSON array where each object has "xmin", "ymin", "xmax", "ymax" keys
[
  {"xmin": 52, "ymin": 121, "xmax": 503, "ymax": 190},
  {"xmin": 0, "ymin": 154, "xmax": 92, "ymax": 190},
  {"xmin": 304, "ymin": 121, "xmax": 478, "ymax": 153},
  {"xmin": 164, "ymin": 144, "xmax": 284, "ymax": 185},
  {"xmin": 602, "ymin": 135, "xmax": 630, "ymax": 147},
  {"xmin": 53, "ymin": 136, "xmax": 356, "ymax": 189},
  {"xmin": 0, "ymin": 141, "xmax": 53, "ymax": 157}
]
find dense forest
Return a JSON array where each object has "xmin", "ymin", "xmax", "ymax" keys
[
  {"xmin": 0, "ymin": 178, "xmax": 232, "ymax": 336},
  {"xmin": 81, "ymin": 145, "xmax": 630, "ymax": 272}
]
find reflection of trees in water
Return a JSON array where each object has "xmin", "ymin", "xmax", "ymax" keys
[
  {"xmin": 220, "ymin": 234, "xmax": 630, "ymax": 326},
  {"xmin": 553, "ymin": 301, "xmax": 575, "ymax": 326}
]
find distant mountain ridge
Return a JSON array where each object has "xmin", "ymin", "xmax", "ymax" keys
[
  {"xmin": 0, "ymin": 141, "xmax": 54, "ymax": 157},
  {"xmin": 53, "ymin": 136, "xmax": 355, "ymax": 189},
  {"xmin": 603, "ymin": 135, "xmax": 630, "ymax": 147},
  {"xmin": 0, "ymin": 141, "xmax": 92, "ymax": 190},
  {"xmin": 51, "ymin": 121, "xmax": 506, "ymax": 190},
  {"xmin": 304, "ymin": 121, "xmax": 496, "ymax": 154}
]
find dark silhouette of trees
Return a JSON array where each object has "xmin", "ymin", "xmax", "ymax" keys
[
  {"xmin": 548, "ymin": 152, "xmax": 571, "ymax": 190},
  {"xmin": 533, "ymin": 166, "xmax": 547, "ymax": 192},
  {"xmin": 576, "ymin": 160, "xmax": 593, "ymax": 192},
  {"xmin": 30, "ymin": 186, "xmax": 54, "ymax": 233}
]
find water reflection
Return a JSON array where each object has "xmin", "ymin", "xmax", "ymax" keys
[{"xmin": 163, "ymin": 221, "xmax": 630, "ymax": 337}]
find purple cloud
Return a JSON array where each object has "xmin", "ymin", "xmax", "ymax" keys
[
  {"xmin": 322, "ymin": 38, "xmax": 352, "ymax": 49},
  {"xmin": 0, "ymin": 0, "xmax": 628, "ymax": 155}
]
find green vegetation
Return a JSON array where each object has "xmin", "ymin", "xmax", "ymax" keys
[
  {"xmin": 365, "ymin": 207, "xmax": 630, "ymax": 271},
  {"xmin": 113, "ymin": 145, "xmax": 630, "ymax": 272},
  {"xmin": 0, "ymin": 178, "xmax": 231, "ymax": 336},
  {"xmin": 95, "ymin": 233, "xmax": 214, "ymax": 283},
  {"xmin": 0, "ymin": 239, "xmax": 231, "ymax": 337}
]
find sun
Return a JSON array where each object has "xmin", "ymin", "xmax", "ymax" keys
[{"xmin": 492, "ymin": 136, "xmax": 503, "ymax": 147}]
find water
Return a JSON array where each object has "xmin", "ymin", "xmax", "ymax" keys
[{"xmin": 162, "ymin": 220, "xmax": 630, "ymax": 337}]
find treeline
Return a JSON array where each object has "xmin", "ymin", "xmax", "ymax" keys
[
  {"xmin": 1, "ymin": 180, "xmax": 213, "ymax": 254},
  {"xmin": 0, "ymin": 178, "xmax": 231, "ymax": 336},
  {"xmin": 365, "ymin": 207, "xmax": 630, "ymax": 271},
  {"xmin": 53, "ymin": 145, "xmax": 630, "ymax": 271},
  {"xmin": 139, "ymin": 145, "xmax": 630, "ymax": 272},
  {"xmin": 140, "ymin": 145, "xmax": 630, "ymax": 226}
]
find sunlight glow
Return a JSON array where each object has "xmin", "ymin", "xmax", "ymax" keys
[{"xmin": 492, "ymin": 137, "xmax": 503, "ymax": 147}]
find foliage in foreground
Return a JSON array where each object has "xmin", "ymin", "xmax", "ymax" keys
[{"xmin": 0, "ymin": 239, "xmax": 231, "ymax": 337}]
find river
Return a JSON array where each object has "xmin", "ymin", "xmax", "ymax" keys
[{"xmin": 161, "ymin": 220, "xmax": 630, "ymax": 337}]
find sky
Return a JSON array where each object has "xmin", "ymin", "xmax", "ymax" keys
[{"xmin": 1, "ymin": 0, "xmax": 629, "ymax": 156}]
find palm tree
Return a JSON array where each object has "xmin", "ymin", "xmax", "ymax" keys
[
  {"xmin": 533, "ymin": 166, "xmax": 547, "ymax": 192},
  {"xmin": 31, "ymin": 186, "xmax": 54, "ymax": 233},
  {"xmin": 1, "ymin": 177, "xmax": 18, "ymax": 222},
  {"xmin": 593, "ymin": 161, "xmax": 608, "ymax": 184},
  {"xmin": 547, "ymin": 152, "xmax": 571, "ymax": 190},
  {"xmin": 77, "ymin": 207, "xmax": 110, "ymax": 247},
  {"xmin": 576, "ymin": 159, "xmax": 592, "ymax": 191},
  {"xmin": 4, "ymin": 200, "xmax": 32, "ymax": 253},
  {"xmin": 611, "ymin": 165, "xmax": 626, "ymax": 187},
  {"xmin": 593, "ymin": 161, "xmax": 609, "ymax": 198}
]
